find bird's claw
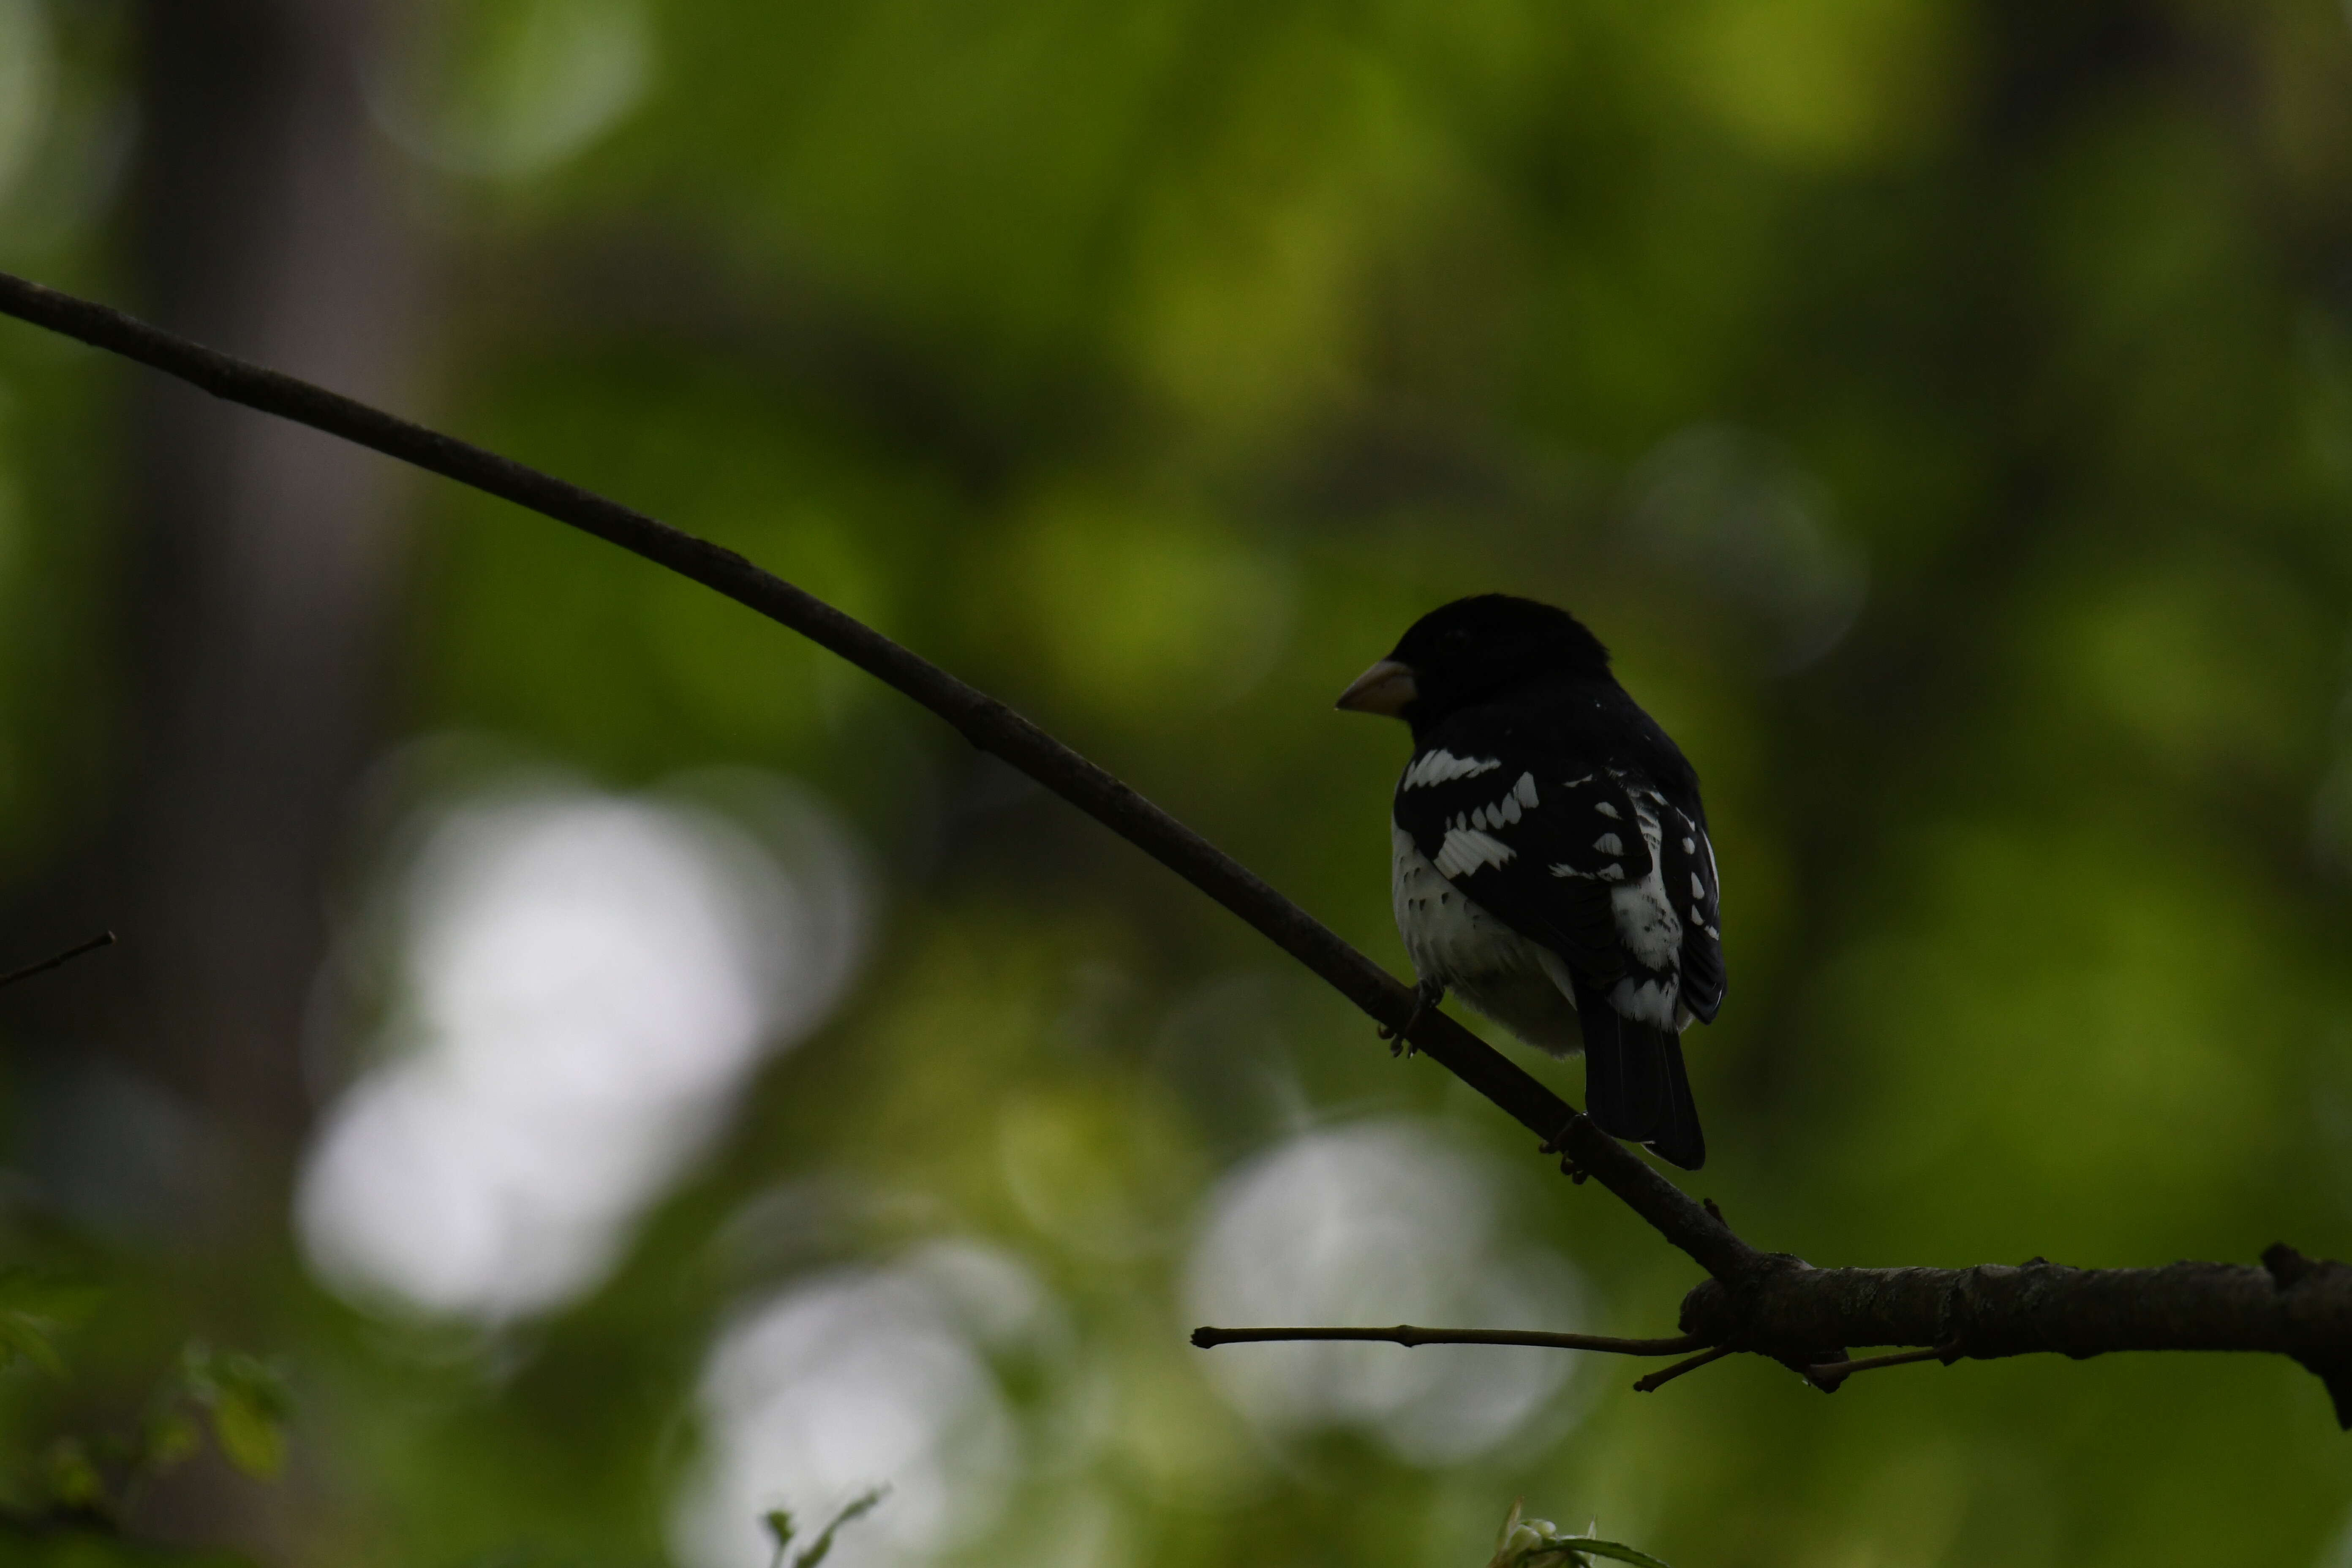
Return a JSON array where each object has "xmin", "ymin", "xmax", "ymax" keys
[
  {"xmin": 1379, "ymin": 982, "xmax": 1444, "ymax": 1057},
  {"xmin": 1538, "ymin": 1115, "xmax": 1590, "ymax": 1181}
]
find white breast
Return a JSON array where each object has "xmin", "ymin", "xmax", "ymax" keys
[
  {"xmin": 1393, "ymin": 823, "xmax": 1508, "ymax": 976},
  {"xmin": 1390, "ymin": 820, "xmax": 1583, "ymax": 1054}
]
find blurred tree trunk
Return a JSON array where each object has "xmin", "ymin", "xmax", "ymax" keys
[
  {"xmin": 28, "ymin": 0, "xmax": 414, "ymax": 1223},
  {"xmin": 123, "ymin": 0, "xmax": 413, "ymax": 1182}
]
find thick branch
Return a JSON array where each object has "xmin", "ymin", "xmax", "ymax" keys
[
  {"xmin": 1200, "ymin": 1250, "xmax": 2352, "ymax": 1420},
  {"xmin": 1676, "ymin": 1245, "xmax": 2352, "ymax": 1422},
  {"xmin": 4, "ymin": 270, "xmax": 2347, "ymax": 1421},
  {"xmin": 1191, "ymin": 1325, "xmax": 1705, "ymax": 1355}
]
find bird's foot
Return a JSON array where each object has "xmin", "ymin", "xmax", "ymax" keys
[
  {"xmin": 1378, "ymin": 981, "xmax": 1445, "ymax": 1057},
  {"xmin": 1538, "ymin": 1114, "xmax": 1590, "ymax": 1181}
]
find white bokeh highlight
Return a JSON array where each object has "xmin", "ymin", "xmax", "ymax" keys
[
  {"xmin": 298, "ymin": 777, "xmax": 865, "ymax": 1321},
  {"xmin": 673, "ymin": 1241, "xmax": 1045, "ymax": 1568},
  {"xmin": 1186, "ymin": 1119, "xmax": 1588, "ymax": 1465}
]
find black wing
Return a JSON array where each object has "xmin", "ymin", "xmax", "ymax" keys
[
  {"xmin": 1388, "ymin": 741, "xmax": 1646, "ymax": 988},
  {"xmin": 1394, "ymin": 739, "xmax": 1728, "ymax": 1026}
]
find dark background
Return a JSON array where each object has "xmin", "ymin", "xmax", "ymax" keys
[{"xmin": 0, "ymin": 0, "xmax": 2349, "ymax": 1563}]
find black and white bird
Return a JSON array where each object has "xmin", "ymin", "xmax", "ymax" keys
[{"xmin": 1336, "ymin": 595, "xmax": 1725, "ymax": 1170}]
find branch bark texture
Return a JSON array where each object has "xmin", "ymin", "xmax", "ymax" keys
[
  {"xmin": 2, "ymin": 269, "xmax": 2345, "ymax": 1423},
  {"xmin": 1192, "ymin": 1326, "xmax": 1707, "ymax": 1355},
  {"xmin": 1680, "ymin": 1246, "xmax": 2352, "ymax": 1419}
]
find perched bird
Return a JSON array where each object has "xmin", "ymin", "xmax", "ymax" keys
[{"xmin": 1336, "ymin": 595, "xmax": 1724, "ymax": 1169}]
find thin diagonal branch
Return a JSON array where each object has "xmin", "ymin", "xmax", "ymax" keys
[
  {"xmin": 1190, "ymin": 1326, "xmax": 1707, "ymax": 1355},
  {"xmin": 0, "ymin": 931, "xmax": 115, "ymax": 990},
  {"xmin": 0, "ymin": 267, "xmax": 1752, "ymax": 1279},
  {"xmin": 7, "ymin": 269, "xmax": 2352, "ymax": 1423}
]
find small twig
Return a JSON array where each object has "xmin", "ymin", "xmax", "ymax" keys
[
  {"xmin": 1803, "ymin": 1343, "xmax": 1957, "ymax": 1393},
  {"xmin": 1631, "ymin": 1342, "xmax": 1737, "ymax": 1392},
  {"xmin": 0, "ymin": 931, "xmax": 114, "ymax": 991},
  {"xmin": 1191, "ymin": 1325, "xmax": 1708, "ymax": 1355}
]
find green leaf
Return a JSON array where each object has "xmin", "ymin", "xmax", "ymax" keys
[
  {"xmin": 0, "ymin": 1269, "xmax": 99, "ymax": 1379},
  {"xmin": 1550, "ymin": 1540, "xmax": 1674, "ymax": 1568},
  {"xmin": 180, "ymin": 1344, "xmax": 291, "ymax": 1416},
  {"xmin": 176, "ymin": 1341, "xmax": 291, "ymax": 1480},
  {"xmin": 764, "ymin": 1508, "xmax": 795, "ymax": 1568},
  {"xmin": 43, "ymin": 1436, "xmax": 104, "ymax": 1510},
  {"xmin": 791, "ymin": 1488, "xmax": 886, "ymax": 1568},
  {"xmin": 207, "ymin": 1386, "xmax": 285, "ymax": 1480},
  {"xmin": 142, "ymin": 1409, "xmax": 203, "ymax": 1473},
  {"xmin": 0, "ymin": 1307, "xmax": 65, "ymax": 1376}
]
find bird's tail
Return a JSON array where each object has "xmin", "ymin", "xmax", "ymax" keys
[
  {"xmin": 1575, "ymin": 983, "xmax": 1706, "ymax": 1171},
  {"xmin": 1650, "ymin": 1029, "xmax": 1706, "ymax": 1171}
]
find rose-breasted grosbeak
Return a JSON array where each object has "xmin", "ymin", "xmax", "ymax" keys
[{"xmin": 1337, "ymin": 595, "xmax": 1724, "ymax": 1169}]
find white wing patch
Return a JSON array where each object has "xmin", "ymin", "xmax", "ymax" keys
[
  {"xmin": 1435, "ymin": 826, "xmax": 1517, "ymax": 877},
  {"xmin": 1611, "ymin": 974, "xmax": 1681, "ymax": 1029},
  {"xmin": 1402, "ymin": 749, "xmax": 1503, "ymax": 790},
  {"xmin": 1469, "ymin": 795, "xmax": 1522, "ymax": 830},
  {"xmin": 1609, "ymin": 791, "xmax": 1682, "ymax": 969},
  {"xmin": 1448, "ymin": 772, "xmax": 1543, "ymax": 837}
]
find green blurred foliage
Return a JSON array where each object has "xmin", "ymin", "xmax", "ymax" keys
[
  {"xmin": 1486, "ymin": 1499, "xmax": 1673, "ymax": 1568},
  {"xmin": 0, "ymin": 1288, "xmax": 286, "ymax": 1565},
  {"xmin": 3, "ymin": 0, "xmax": 2352, "ymax": 1566}
]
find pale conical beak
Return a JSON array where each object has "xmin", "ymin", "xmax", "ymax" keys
[{"xmin": 1334, "ymin": 659, "xmax": 1417, "ymax": 717}]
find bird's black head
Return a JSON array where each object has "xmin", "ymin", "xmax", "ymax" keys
[{"xmin": 1336, "ymin": 594, "xmax": 1612, "ymax": 735}]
